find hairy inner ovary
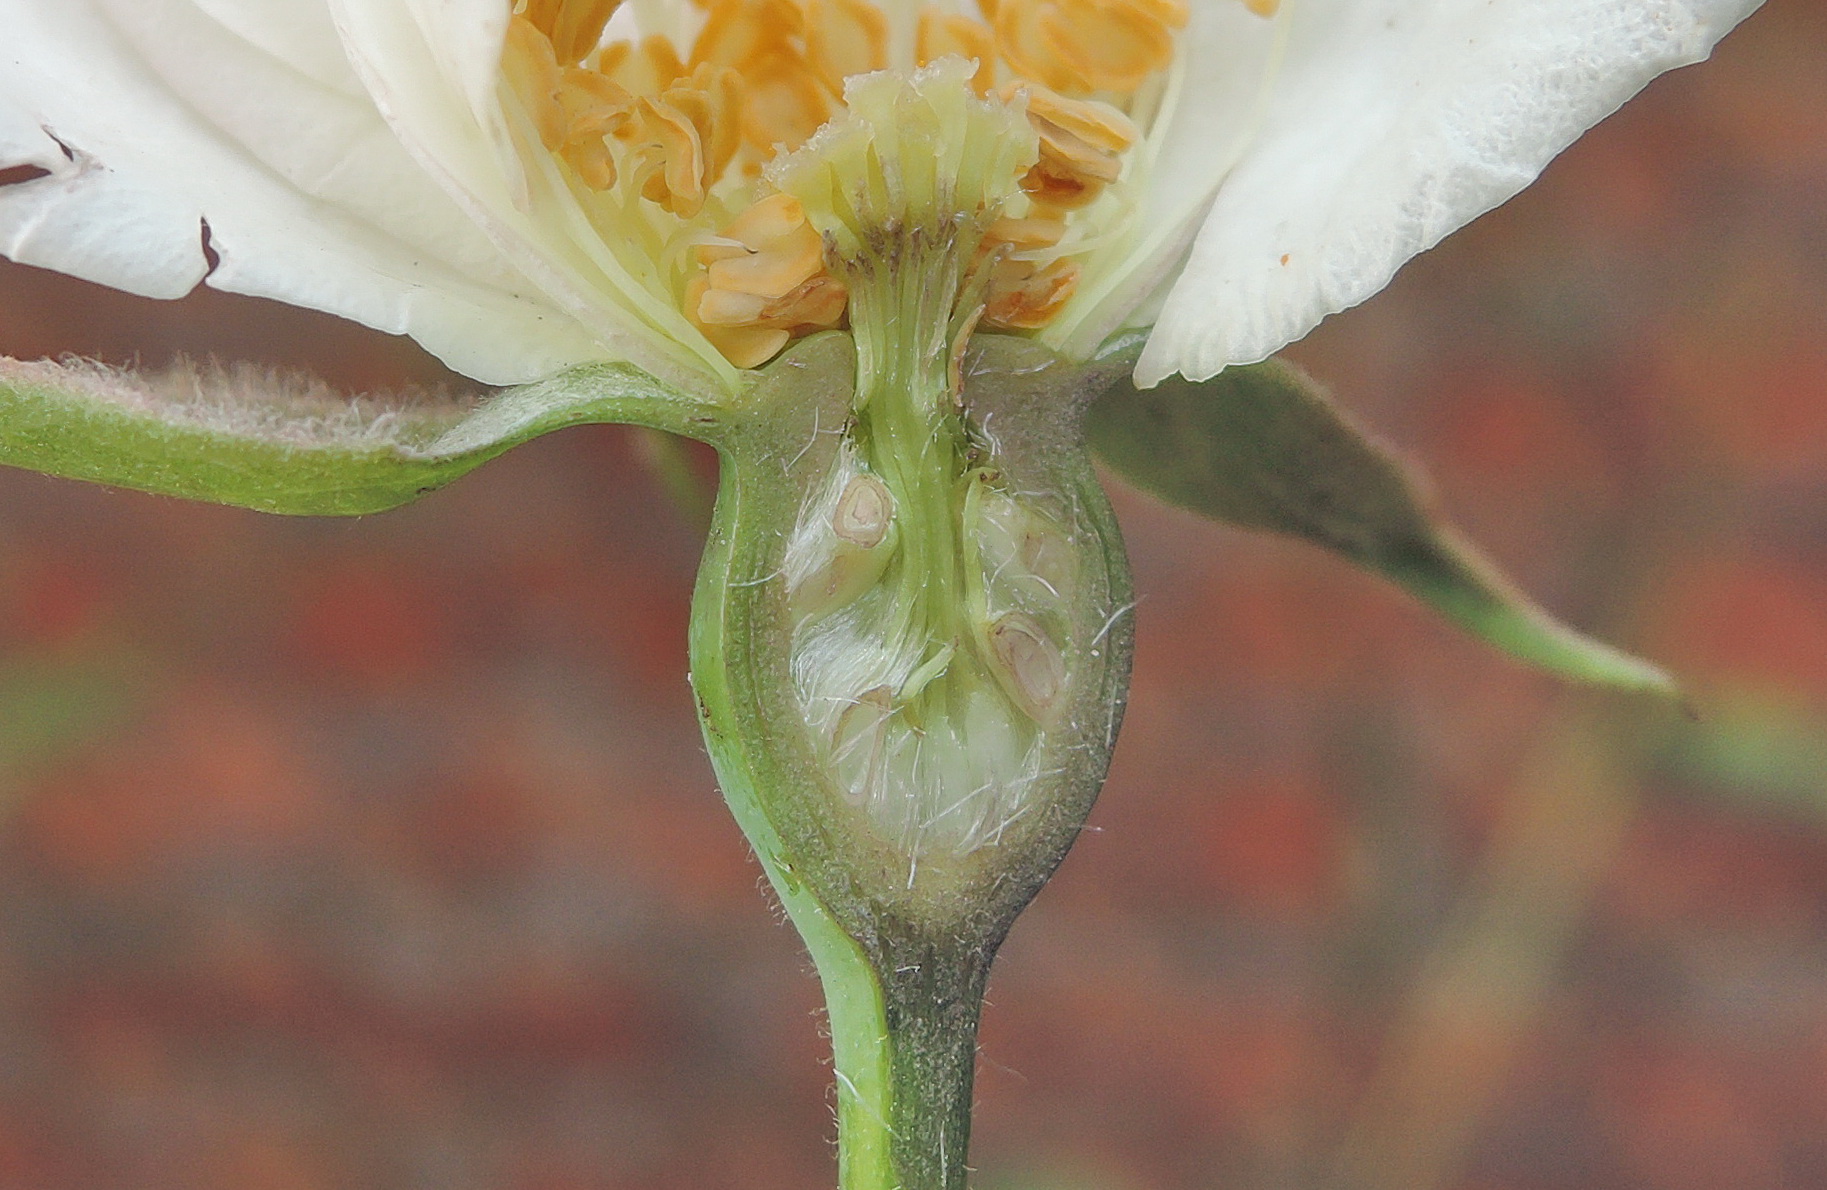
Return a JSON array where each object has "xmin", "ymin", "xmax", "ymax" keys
[
  {"xmin": 502, "ymin": 0, "xmax": 1277, "ymax": 372},
  {"xmin": 785, "ymin": 436, "xmax": 1085, "ymax": 867}
]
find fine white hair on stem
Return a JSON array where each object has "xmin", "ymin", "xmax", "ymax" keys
[{"xmin": 0, "ymin": 354, "xmax": 476, "ymax": 449}]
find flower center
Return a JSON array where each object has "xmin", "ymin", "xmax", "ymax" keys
[{"xmin": 498, "ymin": 0, "xmax": 1275, "ymax": 371}]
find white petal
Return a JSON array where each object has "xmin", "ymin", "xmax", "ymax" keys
[
  {"xmin": 1050, "ymin": 2, "xmax": 1284, "ymax": 356},
  {"xmin": 0, "ymin": 0, "xmax": 606, "ymax": 385},
  {"xmin": 0, "ymin": 95, "xmax": 207, "ymax": 298},
  {"xmin": 328, "ymin": 0, "xmax": 740, "ymax": 392},
  {"xmin": 1136, "ymin": 0, "xmax": 1764, "ymax": 386}
]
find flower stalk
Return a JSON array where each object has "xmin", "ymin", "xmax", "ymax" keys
[
  {"xmin": 682, "ymin": 74, "xmax": 1143, "ymax": 1187},
  {"xmin": 687, "ymin": 326, "xmax": 1136, "ymax": 1189}
]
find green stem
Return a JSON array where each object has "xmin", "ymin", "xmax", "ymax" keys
[
  {"xmin": 876, "ymin": 929, "xmax": 993, "ymax": 1190},
  {"xmin": 687, "ymin": 335, "xmax": 897, "ymax": 1190},
  {"xmin": 688, "ymin": 332, "xmax": 1136, "ymax": 1190}
]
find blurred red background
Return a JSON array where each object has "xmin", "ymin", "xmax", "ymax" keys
[{"xmin": 1, "ymin": 5, "xmax": 1825, "ymax": 1189}]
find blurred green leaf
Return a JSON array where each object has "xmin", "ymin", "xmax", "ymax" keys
[
  {"xmin": 1087, "ymin": 359, "xmax": 1676, "ymax": 696},
  {"xmin": 0, "ymin": 648, "xmax": 143, "ymax": 789},
  {"xmin": 1662, "ymin": 690, "xmax": 1827, "ymax": 820},
  {"xmin": 630, "ymin": 426, "xmax": 717, "ymax": 532},
  {"xmin": 0, "ymin": 354, "xmax": 724, "ymax": 516}
]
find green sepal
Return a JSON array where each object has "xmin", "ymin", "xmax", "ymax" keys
[
  {"xmin": 1086, "ymin": 356, "xmax": 1677, "ymax": 697},
  {"xmin": 0, "ymin": 355, "xmax": 725, "ymax": 516}
]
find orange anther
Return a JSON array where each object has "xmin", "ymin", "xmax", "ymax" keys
[
  {"xmin": 1035, "ymin": 0, "xmax": 1174, "ymax": 93},
  {"xmin": 693, "ymin": 236, "xmax": 752, "ymax": 265},
  {"xmin": 719, "ymin": 191, "xmax": 811, "ymax": 246},
  {"xmin": 983, "ymin": 256, "xmax": 1080, "ymax": 329},
  {"xmin": 686, "ymin": 191, "xmax": 847, "ymax": 364},
  {"xmin": 738, "ymin": 51, "xmax": 833, "ymax": 154},
  {"xmin": 557, "ymin": 68, "xmax": 635, "ymax": 188},
  {"xmin": 707, "ymin": 220, "xmax": 824, "ymax": 296},
  {"xmin": 691, "ymin": 0, "xmax": 806, "ymax": 70},
  {"xmin": 767, "ymin": 274, "xmax": 848, "ymax": 330},
  {"xmin": 563, "ymin": 134, "xmax": 620, "ymax": 188},
  {"xmin": 995, "ymin": 0, "xmax": 1181, "ymax": 96},
  {"xmin": 696, "ymin": 287, "xmax": 774, "ymax": 325},
  {"xmin": 686, "ymin": 275, "xmax": 796, "ymax": 365},
  {"xmin": 632, "ymin": 96, "xmax": 708, "ymax": 214},
  {"xmin": 982, "ymin": 214, "xmax": 1066, "ymax": 250},
  {"xmin": 551, "ymin": 0, "xmax": 623, "ymax": 65},
  {"xmin": 1130, "ymin": 0, "xmax": 1190, "ymax": 30},
  {"xmin": 520, "ymin": 0, "xmax": 567, "ymax": 37},
  {"xmin": 561, "ymin": 66, "xmax": 636, "ymax": 137},
  {"xmin": 992, "ymin": 2, "xmax": 1073, "ymax": 93},
  {"xmin": 998, "ymin": 82, "xmax": 1134, "ymax": 211},
  {"xmin": 805, "ymin": 0, "xmax": 890, "ymax": 96},
  {"xmin": 916, "ymin": 10, "xmax": 997, "ymax": 94},
  {"xmin": 503, "ymin": 17, "xmax": 568, "ymax": 151},
  {"xmin": 693, "ymin": 273, "xmax": 847, "ymax": 330},
  {"xmin": 1016, "ymin": 83, "xmax": 1139, "ymax": 155},
  {"xmin": 1035, "ymin": 122, "xmax": 1123, "ymax": 184},
  {"xmin": 709, "ymin": 324, "xmax": 795, "ymax": 367},
  {"xmin": 598, "ymin": 34, "xmax": 687, "ymax": 95},
  {"xmin": 656, "ymin": 65, "xmax": 743, "ymax": 186},
  {"xmin": 1019, "ymin": 158, "xmax": 1099, "ymax": 209}
]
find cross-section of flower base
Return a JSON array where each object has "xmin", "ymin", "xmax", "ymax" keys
[
  {"xmin": 1, "ymin": 324, "xmax": 1669, "ymax": 1190},
  {"xmin": 0, "ymin": 0, "xmax": 1758, "ymax": 1187}
]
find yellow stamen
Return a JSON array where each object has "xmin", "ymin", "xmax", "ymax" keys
[
  {"xmin": 713, "ymin": 190, "xmax": 809, "ymax": 248},
  {"xmin": 685, "ymin": 301, "xmax": 793, "ymax": 367},
  {"xmin": 996, "ymin": 82, "xmax": 1135, "ymax": 212},
  {"xmin": 1039, "ymin": 4, "xmax": 1176, "ymax": 93},
  {"xmin": 707, "ymin": 221, "xmax": 823, "ymax": 297},
  {"xmin": 983, "ymin": 255, "xmax": 1080, "ymax": 329},
  {"xmin": 1020, "ymin": 84, "xmax": 1139, "ymax": 156},
  {"xmin": 557, "ymin": 67, "xmax": 635, "ymax": 187},
  {"xmin": 805, "ymin": 0, "xmax": 891, "ymax": 96},
  {"xmin": 982, "ymin": 214, "xmax": 1067, "ymax": 249},
  {"xmin": 669, "ymin": 65, "xmax": 746, "ymax": 186},
  {"xmin": 691, "ymin": 192, "xmax": 848, "ymax": 340},
  {"xmin": 498, "ymin": 0, "xmax": 1210, "ymax": 370},
  {"xmin": 598, "ymin": 35, "xmax": 687, "ymax": 95},
  {"xmin": 917, "ymin": 10, "xmax": 997, "ymax": 94},
  {"xmin": 992, "ymin": 0, "xmax": 1185, "ymax": 96},
  {"xmin": 631, "ymin": 96, "xmax": 708, "ymax": 214},
  {"xmin": 736, "ymin": 50, "xmax": 834, "ymax": 155},
  {"xmin": 504, "ymin": 17, "xmax": 568, "ymax": 151},
  {"xmin": 691, "ymin": 0, "xmax": 805, "ymax": 70},
  {"xmin": 541, "ymin": 0, "xmax": 623, "ymax": 65},
  {"xmin": 770, "ymin": 274, "xmax": 849, "ymax": 330}
]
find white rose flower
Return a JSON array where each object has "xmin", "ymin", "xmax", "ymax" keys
[{"xmin": 0, "ymin": 0, "xmax": 1760, "ymax": 394}]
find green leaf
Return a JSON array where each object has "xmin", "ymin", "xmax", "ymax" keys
[
  {"xmin": 0, "ymin": 647, "xmax": 145, "ymax": 787},
  {"xmin": 0, "ymin": 354, "xmax": 726, "ymax": 516},
  {"xmin": 1086, "ymin": 358, "xmax": 1677, "ymax": 696},
  {"xmin": 1660, "ymin": 689, "xmax": 1827, "ymax": 820}
]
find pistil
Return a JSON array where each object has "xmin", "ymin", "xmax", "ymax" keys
[{"xmin": 758, "ymin": 63, "xmax": 1099, "ymax": 864}]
